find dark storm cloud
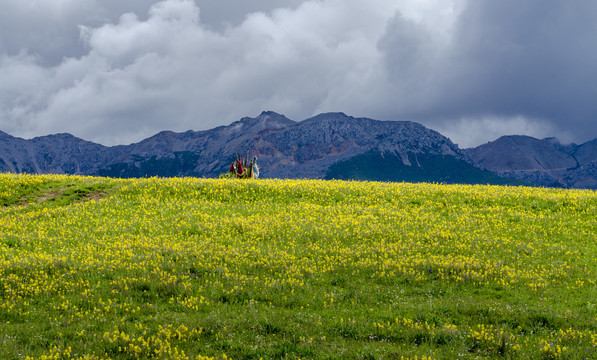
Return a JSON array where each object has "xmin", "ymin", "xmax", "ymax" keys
[
  {"xmin": 433, "ymin": 0, "xmax": 597, "ymax": 145},
  {"xmin": 370, "ymin": 0, "xmax": 597, "ymax": 146},
  {"xmin": 192, "ymin": 0, "xmax": 305, "ymax": 30},
  {"xmin": 0, "ymin": 1, "xmax": 156, "ymax": 66},
  {"xmin": 0, "ymin": 0, "xmax": 595, "ymax": 147}
]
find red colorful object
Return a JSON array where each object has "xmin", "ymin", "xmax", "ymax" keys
[{"xmin": 223, "ymin": 152, "xmax": 259, "ymax": 179}]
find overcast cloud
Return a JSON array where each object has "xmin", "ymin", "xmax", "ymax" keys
[{"xmin": 0, "ymin": 0, "xmax": 595, "ymax": 147}]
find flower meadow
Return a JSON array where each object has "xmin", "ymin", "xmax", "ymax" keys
[{"xmin": 0, "ymin": 173, "xmax": 596, "ymax": 359}]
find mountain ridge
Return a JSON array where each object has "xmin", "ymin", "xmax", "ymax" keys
[
  {"xmin": 1, "ymin": 112, "xmax": 596, "ymax": 188},
  {"xmin": 464, "ymin": 135, "xmax": 597, "ymax": 188}
]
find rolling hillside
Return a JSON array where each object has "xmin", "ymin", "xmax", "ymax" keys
[{"xmin": 1, "ymin": 174, "xmax": 596, "ymax": 359}]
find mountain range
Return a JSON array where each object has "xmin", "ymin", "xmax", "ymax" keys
[{"xmin": 1, "ymin": 111, "xmax": 596, "ymax": 189}]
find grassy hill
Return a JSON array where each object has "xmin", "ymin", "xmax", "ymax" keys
[
  {"xmin": 1, "ymin": 174, "xmax": 596, "ymax": 359},
  {"xmin": 325, "ymin": 151, "xmax": 528, "ymax": 186}
]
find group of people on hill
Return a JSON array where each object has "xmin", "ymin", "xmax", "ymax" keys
[{"xmin": 225, "ymin": 154, "xmax": 259, "ymax": 179}]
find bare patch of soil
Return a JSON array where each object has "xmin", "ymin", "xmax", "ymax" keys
[
  {"xmin": 37, "ymin": 191, "xmax": 62, "ymax": 203},
  {"xmin": 83, "ymin": 190, "xmax": 108, "ymax": 202}
]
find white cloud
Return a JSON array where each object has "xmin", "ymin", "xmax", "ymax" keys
[{"xmin": 3, "ymin": 0, "xmax": 423, "ymax": 144}]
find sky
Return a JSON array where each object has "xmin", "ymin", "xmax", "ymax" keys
[{"xmin": 1, "ymin": 0, "xmax": 596, "ymax": 148}]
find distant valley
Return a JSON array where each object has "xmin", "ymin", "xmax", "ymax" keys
[{"xmin": 1, "ymin": 111, "xmax": 596, "ymax": 189}]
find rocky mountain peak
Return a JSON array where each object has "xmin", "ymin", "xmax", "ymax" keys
[
  {"xmin": 2, "ymin": 112, "xmax": 595, "ymax": 188},
  {"xmin": 466, "ymin": 135, "xmax": 577, "ymax": 172},
  {"xmin": 300, "ymin": 112, "xmax": 351, "ymax": 124},
  {"xmin": 235, "ymin": 111, "xmax": 295, "ymax": 131},
  {"xmin": 543, "ymin": 137, "xmax": 561, "ymax": 145},
  {"xmin": 463, "ymin": 135, "xmax": 597, "ymax": 188},
  {"xmin": 574, "ymin": 138, "xmax": 597, "ymax": 165},
  {"xmin": 0, "ymin": 130, "xmax": 13, "ymax": 138}
]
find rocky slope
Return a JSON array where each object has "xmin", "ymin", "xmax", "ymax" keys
[
  {"xmin": 251, "ymin": 112, "xmax": 469, "ymax": 179},
  {"xmin": 0, "ymin": 131, "xmax": 108, "ymax": 174},
  {"xmin": 1, "ymin": 112, "xmax": 595, "ymax": 188},
  {"xmin": 0, "ymin": 111, "xmax": 483, "ymax": 181},
  {"xmin": 96, "ymin": 111, "xmax": 473, "ymax": 180},
  {"xmin": 464, "ymin": 136, "xmax": 597, "ymax": 188}
]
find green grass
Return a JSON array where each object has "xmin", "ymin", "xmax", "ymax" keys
[{"xmin": 0, "ymin": 174, "xmax": 596, "ymax": 359}]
